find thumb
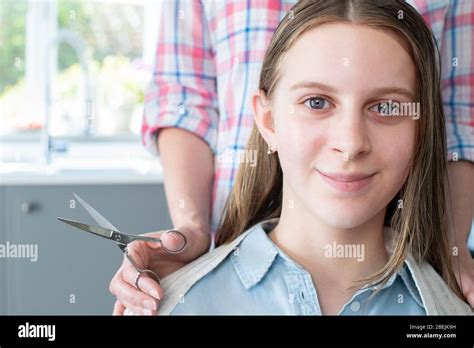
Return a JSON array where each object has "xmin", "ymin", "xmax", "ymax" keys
[
  {"xmin": 142, "ymin": 230, "xmax": 186, "ymax": 252},
  {"xmin": 161, "ymin": 230, "xmax": 187, "ymax": 252},
  {"xmin": 142, "ymin": 230, "xmax": 168, "ymax": 250}
]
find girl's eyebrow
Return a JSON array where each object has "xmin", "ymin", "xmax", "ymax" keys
[
  {"xmin": 289, "ymin": 81, "xmax": 415, "ymax": 100},
  {"xmin": 289, "ymin": 81, "xmax": 337, "ymax": 93},
  {"xmin": 370, "ymin": 87, "xmax": 415, "ymax": 100}
]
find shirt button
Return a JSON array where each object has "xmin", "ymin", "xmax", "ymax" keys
[{"xmin": 350, "ymin": 301, "xmax": 361, "ymax": 312}]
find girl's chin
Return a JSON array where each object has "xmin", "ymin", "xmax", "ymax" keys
[
  {"xmin": 323, "ymin": 219, "xmax": 370, "ymax": 230},
  {"xmin": 311, "ymin": 203, "xmax": 380, "ymax": 229}
]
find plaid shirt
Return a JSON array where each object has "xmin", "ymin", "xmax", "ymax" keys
[{"xmin": 142, "ymin": 0, "xmax": 474, "ymax": 234}]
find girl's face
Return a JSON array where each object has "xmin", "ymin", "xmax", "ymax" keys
[{"xmin": 257, "ymin": 23, "xmax": 417, "ymax": 229}]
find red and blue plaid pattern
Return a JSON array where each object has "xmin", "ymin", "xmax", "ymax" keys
[{"xmin": 142, "ymin": 0, "xmax": 474, "ymax": 233}]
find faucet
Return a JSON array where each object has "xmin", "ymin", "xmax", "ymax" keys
[{"xmin": 41, "ymin": 29, "xmax": 93, "ymax": 165}]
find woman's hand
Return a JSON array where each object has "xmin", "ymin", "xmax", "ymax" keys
[
  {"xmin": 109, "ymin": 225, "xmax": 211, "ymax": 315},
  {"xmin": 454, "ymin": 246, "xmax": 474, "ymax": 308},
  {"xmin": 446, "ymin": 161, "xmax": 474, "ymax": 308}
]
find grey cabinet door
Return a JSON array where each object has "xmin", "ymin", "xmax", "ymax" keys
[
  {"xmin": 1, "ymin": 184, "xmax": 170, "ymax": 314},
  {"xmin": 0, "ymin": 187, "xmax": 5, "ymax": 314}
]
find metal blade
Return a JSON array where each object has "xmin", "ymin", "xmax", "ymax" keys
[
  {"xmin": 57, "ymin": 217, "xmax": 115, "ymax": 240},
  {"xmin": 73, "ymin": 192, "xmax": 119, "ymax": 231},
  {"xmin": 70, "ymin": 193, "xmax": 163, "ymax": 247}
]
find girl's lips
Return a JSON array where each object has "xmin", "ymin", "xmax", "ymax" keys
[{"xmin": 316, "ymin": 169, "xmax": 377, "ymax": 193}]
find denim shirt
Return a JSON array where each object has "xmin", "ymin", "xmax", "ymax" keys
[{"xmin": 171, "ymin": 220, "xmax": 426, "ymax": 315}]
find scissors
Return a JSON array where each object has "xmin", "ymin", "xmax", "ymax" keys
[{"xmin": 57, "ymin": 193, "xmax": 187, "ymax": 292}]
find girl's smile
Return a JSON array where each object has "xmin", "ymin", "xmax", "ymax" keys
[{"xmin": 315, "ymin": 169, "xmax": 377, "ymax": 194}]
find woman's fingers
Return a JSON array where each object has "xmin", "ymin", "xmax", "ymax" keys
[
  {"xmin": 142, "ymin": 226, "xmax": 211, "ymax": 263},
  {"xmin": 108, "ymin": 235, "xmax": 166, "ymax": 316},
  {"xmin": 118, "ymin": 298, "xmax": 157, "ymax": 316},
  {"xmin": 111, "ymin": 276, "xmax": 159, "ymax": 313},
  {"xmin": 466, "ymin": 291, "xmax": 474, "ymax": 308},
  {"xmin": 143, "ymin": 230, "xmax": 167, "ymax": 250},
  {"xmin": 456, "ymin": 250, "xmax": 474, "ymax": 308},
  {"xmin": 123, "ymin": 238, "xmax": 165, "ymax": 300},
  {"xmin": 112, "ymin": 300, "xmax": 125, "ymax": 315},
  {"xmin": 121, "ymin": 260, "xmax": 164, "ymax": 301},
  {"xmin": 109, "ymin": 265, "xmax": 161, "ymax": 312}
]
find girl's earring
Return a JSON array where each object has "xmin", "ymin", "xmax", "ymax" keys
[{"xmin": 267, "ymin": 145, "xmax": 276, "ymax": 155}]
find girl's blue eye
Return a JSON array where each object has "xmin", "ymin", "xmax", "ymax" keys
[
  {"xmin": 369, "ymin": 102, "xmax": 389, "ymax": 115},
  {"xmin": 303, "ymin": 97, "xmax": 330, "ymax": 110}
]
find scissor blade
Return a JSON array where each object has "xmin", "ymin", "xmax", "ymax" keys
[
  {"xmin": 57, "ymin": 217, "xmax": 116, "ymax": 240},
  {"xmin": 73, "ymin": 193, "xmax": 119, "ymax": 231}
]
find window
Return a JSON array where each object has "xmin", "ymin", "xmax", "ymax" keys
[
  {"xmin": 0, "ymin": 0, "xmax": 160, "ymax": 138},
  {"xmin": 0, "ymin": 0, "xmax": 28, "ymax": 134}
]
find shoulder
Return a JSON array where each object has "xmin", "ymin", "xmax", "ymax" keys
[
  {"xmin": 156, "ymin": 230, "xmax": 251, "ymax": 315},
  {"xmin": 406, "ymin": 254, "xmax": 473, "ymax": 315}
]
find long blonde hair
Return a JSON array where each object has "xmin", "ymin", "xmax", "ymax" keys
[{"xmin": 216, "ymin": 0, "xmax": 464, "ymax": 300}]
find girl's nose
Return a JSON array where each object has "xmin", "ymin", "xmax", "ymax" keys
[{"xmin": 330, "ymin": 113, "xmax": 371, "ymax": 161}]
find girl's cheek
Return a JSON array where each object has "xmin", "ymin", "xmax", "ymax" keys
[
  {"xmin": 277, "ymin": 116, "xmax": 326, "ymax": 163},
  {"xmin": 375, "ymin": 126, "xmax": 415, "ymax": 178}
]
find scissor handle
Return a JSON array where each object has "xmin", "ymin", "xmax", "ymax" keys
[
  {"xmin": 119, "ymin": 230, "xmax": 187, "ymax": 292},
  {"xmin": 137, "ymin": 269, "xmax": 161, "ymax": 287},
  {"xmin": 127, "ymin": 229, "xmax": 187, "ymax": 254},
  {"xmin": 160, "ymin": 229, "xmax": 188, "ymax": 253},
  {"xmin": 123, "ymin": 248, "xmax": 161, "ymax": 290}
]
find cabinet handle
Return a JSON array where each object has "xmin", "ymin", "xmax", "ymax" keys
[{"xmin": 20, "ymin": 202, "xmax": 36, "ymax": 214}]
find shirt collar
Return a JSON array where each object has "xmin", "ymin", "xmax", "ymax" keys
[
  {"xmin": 401, "ymin": 257, "xmax": 426, "ymax": 308},
  {"xmin": 230, "ymin": 218, "xmax": 424, "ymax": 307},
  {"xmin": 229, "ymin": 218, "xmax": 280, "ymax": 289},
  {"xmin": 355, "ymin": 261, "xmax": 425, "ymax": 308}
]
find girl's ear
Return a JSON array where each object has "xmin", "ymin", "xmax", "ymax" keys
[{"xmin": 252, "ymin": 89, "xmax": 277, "ymax": 147}]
